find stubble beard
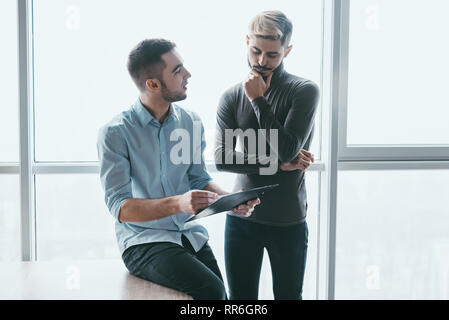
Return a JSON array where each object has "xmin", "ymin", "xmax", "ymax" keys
[{"xmin": 160, "ymin": 79, "xmax": 187, "ymax": 103}]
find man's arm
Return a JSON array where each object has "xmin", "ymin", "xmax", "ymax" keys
[
  {"xmin": 251, "ymin": 84, "xmax": 319, "ymax": 163},
  {"xmin": 119, "ymin": 190, "xmax": 218, "ymax": 223},
  {"xmin": 244, "ymin": 72, "xmax": 320, "ymax": 163},
  {"xmin": 97, "ymin": 124, "xmax": 218, "ymax": 223},
  {"xmin": 280, "ymin": 149, "xmax": 315, "ymax": 172},
  {"xmin": 119, "ymin": 182, "xmax": 259, "ymax": 222},
  {"xmin": 214, "ymin": 90, "xmax": 271, "ymax": 175}
]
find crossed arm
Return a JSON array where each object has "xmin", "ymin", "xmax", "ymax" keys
[{"xmin": 214, "ymin": 83, "xmax": 319, "ymax": 175}]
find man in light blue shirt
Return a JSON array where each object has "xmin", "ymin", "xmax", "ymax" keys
[{"xmin": 97, "ymin": 39, "xmax": 259, "ymax": 300}]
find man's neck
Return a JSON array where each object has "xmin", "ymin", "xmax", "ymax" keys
[{"xmin": 140, "ymin": 94, "xmax": 170, "ymax": 124}]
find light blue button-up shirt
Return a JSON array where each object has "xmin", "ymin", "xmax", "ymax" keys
[{"xmin": 97, "ymin": 99, "xmax": 212, "ymax": 255}]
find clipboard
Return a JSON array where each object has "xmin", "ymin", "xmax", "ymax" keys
[{"xmin": 186, "ymin": 184, "xmax": 279, "ymax": 222}]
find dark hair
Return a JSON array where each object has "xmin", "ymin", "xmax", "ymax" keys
[{"xmin": 127, "ymin": 38, "xmax": 176, "ymax": 91}]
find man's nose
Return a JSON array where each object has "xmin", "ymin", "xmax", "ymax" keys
[
  {"xmin": 185, "ymin": 69, "xmax": 192, "ymax": 79},
  {"xmin": 258, "ymin": 54, "xmax": 267, "ymax": 67}
]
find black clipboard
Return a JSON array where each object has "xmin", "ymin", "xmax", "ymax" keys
[{"xmin": 186, "ymin": 184, "xmax": 279, "ymax": 222}]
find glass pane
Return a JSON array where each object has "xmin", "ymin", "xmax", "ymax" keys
[
  {"xmin": 0, "ymin": 1, "xmax": 19, "ymax": 162},
  {"xmin": 347, "ymin": 0, "xmax": 449, "ymax": 145},
  {"xmin": 205, "ymin": 170, "xmax": 319, "ymax": 299},
  {"xmin": 0, "ymin": 176, "xmax": 21, "ymax": 261},
  {"xmin": 336, "ymin": 170, "xmax": 449, "ymax": 299},
  {"xmin": 35, "ymin": 174, "xmax": 119, "ymax": 260},
  {"xmin": 33, "ymin": 0, "xmax": 322, "ymax": 161}
]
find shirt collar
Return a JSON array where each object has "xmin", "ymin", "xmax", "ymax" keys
[
  {"xmin": 271, "ymin": 62, "xmax": 286, "ymax": 83},
  {"xmin": 132, "ymin": 98, "xmax": 180, "ymax": 127}
]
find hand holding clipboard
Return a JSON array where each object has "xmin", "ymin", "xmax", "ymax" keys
[{"xmin": 186, "ymin": 184, "xmax": 279, "ymax": 222}]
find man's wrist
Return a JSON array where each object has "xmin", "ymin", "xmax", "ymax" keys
[
  {"xmin": 172, "ymin": 194, "xmax": 182, "ymax": 213},
  {"xmin": 250, "ymin": 95, "xmax": 264, "ymax": 103}
]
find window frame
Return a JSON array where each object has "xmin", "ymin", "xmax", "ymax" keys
[{"xmin": 337, "ymin": 0, "xmax": 449, "ymax": 162}]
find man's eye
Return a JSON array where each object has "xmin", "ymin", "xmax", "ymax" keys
[
  {"xmin": 174, "ymin": 69, "xmax": 181, "ymax": 74},
  {"xmin": 268, "ymin": 54, "xmax": 278, "ymax": 58}
]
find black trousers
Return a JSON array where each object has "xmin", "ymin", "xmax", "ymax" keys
[
  {"xmin": 122, "ymin": 235, "xmax": 226, "ymax": 300},
  {"xmin": 225, "ymin": 214, "xmax": 308, "ymax": 300}
]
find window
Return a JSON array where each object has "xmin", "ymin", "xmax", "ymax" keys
[
  {"xmin": 0, "ymin": 176, "xmax": 21, "ymax": 261},
  {"xmin": 324, "ymin": 0, "xmax": 449, "ymax": 300},
  {"xmin": 35, "ymin": 175, "xmax": 118, "ymax": 260},
  {"xmin": 28, "ymin": 0, "xmax": 325, "ymax": 300},
  {"xmin": 0, "ymin": 1, "xmax": 20, "ymax": 262},
  {"xmin": 5, "ymin": 0, "xmax": 326, "ymax": 298},
  {"xmin": 0, "ymin": 1, "xmax": 19, "ymax": 162},
  {"xmin": 336, "ymin": 170, "xmax": 449, "ymax": 299},
  {"xmin": 33, "ymin": 0, "xmax": 323, "ymax": 161},
  {"xmin": 346, "ymin": 0, "xmax": 449, "ymax": 146}
]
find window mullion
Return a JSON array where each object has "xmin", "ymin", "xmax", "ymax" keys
[{"xmin": 18, "ymin": 0, "xmax": 36, "ymax": 261}]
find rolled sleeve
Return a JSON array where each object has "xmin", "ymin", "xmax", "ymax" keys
[{"xmin": 97, "ymin": 125, "xmax": 132, "ymax": 222}]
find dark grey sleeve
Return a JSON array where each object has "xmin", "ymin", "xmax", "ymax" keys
[
  {"xmin": 250, "ymin": 82, "xmax": 320, "ymax": 163},
  {"xmin": 214, "ymin": 91, "xmax": 269, "ymax": 175}
]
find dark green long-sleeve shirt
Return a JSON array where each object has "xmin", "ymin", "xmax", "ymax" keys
[{"xmin": 214, "ymin": 63, "xmax": 320, "ymax": 226}]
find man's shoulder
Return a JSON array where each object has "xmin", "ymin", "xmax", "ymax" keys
[
  {"xmin": 282, "ymin": 73, "xmax": 320, "ymax": 95},
  {"xmin": 98, "ymin": 108, "xmax": 135, "ymax": 140},
  {"xmin": 224, "ymin": 82, "xmax": 243, "ymax": 96},
  {"xmin": 218, "ymin": 82, "xmax": 243, "ymax": 106}
]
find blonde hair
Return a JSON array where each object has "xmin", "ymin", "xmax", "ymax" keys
[{"xmin": 248, "ymin": 10, "xmax": 293, "ymax": 47}]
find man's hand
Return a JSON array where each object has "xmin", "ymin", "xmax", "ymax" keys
[
  {"xmin": 178, "ymin": 190, "xmax": 219, "ymax": 215},
  {"xmin": 243, "ymin": 70, "xmax": 273, "ymax": 101},
  {"xmin": 232, "ymin": 198, "xmax": 261, "ymax": 217},
  {"xmin": 280, "ymin": 149, "xmax": 315, "ymax": 172},
  {"xmin": 203, "ymin": 183, "xmax": 260, "ymax": 218}
]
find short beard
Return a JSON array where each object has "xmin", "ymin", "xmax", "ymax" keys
[
  {"xmin": 247, "ymin": 57, "xmax": 277, "ymax": 81},
  {"xmin": 160, "ymin": 79, "xmax": 187, "ymax": 102}
]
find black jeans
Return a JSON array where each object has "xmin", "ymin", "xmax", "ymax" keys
[
  {"xmin": 225, "ymin": 214, "xmax": 308, "ymax": 300},
  {"xmin": 122, "ymin": 235, "xmax": 226, "ymax": 300}
]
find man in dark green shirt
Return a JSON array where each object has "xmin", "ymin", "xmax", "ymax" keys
[{"xmin": 215, "ymin": 10, "xmax": 320, "ymax": 299}]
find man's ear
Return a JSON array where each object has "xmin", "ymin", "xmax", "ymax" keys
[
  {"xmin": 284, "ymin": 45, "xmax": 293, "ymax": 58},
  {"xmin": 145, "ymin": 78, "xmax": 160, "ymax": 92},
  {"xmin": 246, "ymin": 34, "xmax": 250, "ymax": 46}
]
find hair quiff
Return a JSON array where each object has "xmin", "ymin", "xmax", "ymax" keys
[{"xmin": 248, "ymin": 10, "xmax": 293, "ymax": 47}]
